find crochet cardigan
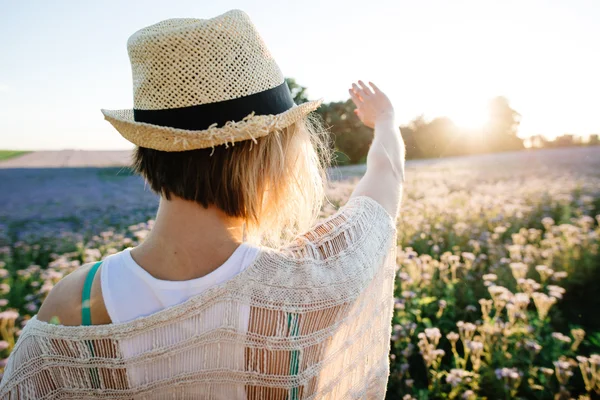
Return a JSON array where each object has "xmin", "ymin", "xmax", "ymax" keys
[{"xmin": 0, "ymin": 196, "xmax": 397, "ymax": 399}]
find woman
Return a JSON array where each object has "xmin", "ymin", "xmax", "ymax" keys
[{"xmin": 0, "ymin": 9, "xmax": 405, "ymax": 399}]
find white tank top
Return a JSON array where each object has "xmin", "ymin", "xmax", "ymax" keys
[
  {"xmin": 100, "ymin": 243, "xmax": 261, "ymax": 324},
  {"xmin": 100, "ymin": 243, "xmax": 261, "ymax": 397}
]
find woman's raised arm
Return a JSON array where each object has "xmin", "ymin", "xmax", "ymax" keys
[{"xmin": 348, "ymin": 80, "xmax": 405, "ymax": 218}]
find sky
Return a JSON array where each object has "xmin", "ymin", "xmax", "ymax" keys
[{"xmin": 1, "ymin": 0, "xmax": 599, "ymax": 150}]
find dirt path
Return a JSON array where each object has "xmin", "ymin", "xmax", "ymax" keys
[{"xmin": 0, "ymin": 150, "xmax": 134, "ymax": 168}]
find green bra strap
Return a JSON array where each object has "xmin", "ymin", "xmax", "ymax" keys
[
  {"xmin": 82, "ymin": 261, "xmax": 102, "ymax": 388},
  {"xmin": 81, "ymin": 261, "xmax": 102, "ymax": 326},
  {"xmin": 287, "ymin": 312, "xmax": 300, "ymax": 400}
]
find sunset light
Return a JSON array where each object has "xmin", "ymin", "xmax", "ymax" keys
[
  {"xmin": 1, "ymin": 3, "xmax": 599, "ymax": 399},
  {"xmin": 1, "ymin": 0, "xmax": 599, "ymax": 150}
]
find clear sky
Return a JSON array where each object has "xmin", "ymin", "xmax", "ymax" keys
[{"xmin": 1, "ymin": 0, "xmax": 599, "ymax": 150}]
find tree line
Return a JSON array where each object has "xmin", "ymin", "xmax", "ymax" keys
[{"xmin": 286, "ymin": 78, "xmax": 598, "ymax": 165}]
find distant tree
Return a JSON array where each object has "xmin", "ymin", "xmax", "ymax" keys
[
  {"xmin": 399, "ymin": 115, "xmax": 427, "ymax": 159},
  {"xmin": 285, "ymin": 78, "xmax": 310, "ymax": 104},
  {"xmin": 590, "ymin": 134, "xmax": 599, "ymax": 145},
  {"xmin": 528, "ymin": 134, "xmax": 548, "ymax": 148},
  {"xmin": 553, "ymin": 134, "xmax": 577, "ymax": 147},
  {"xmin": 486, "ymin": 96, "xmax": 521, "ymax": 136},
  {"xmin": 316, "ymin": 100, "xmax": 373, "ymax": 164},
  {"xmin": 482, "ymin": 97, "xmax": 524, "ymax": 152}
]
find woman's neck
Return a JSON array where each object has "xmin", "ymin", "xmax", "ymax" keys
[{"xmin": 129, "ymin": 196, "xmax": 246, "ymax": 281}]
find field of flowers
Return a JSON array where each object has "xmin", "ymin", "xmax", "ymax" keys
[{"xmin": 1, "ymin": 147, "xmax": 599, "ymax": 398}]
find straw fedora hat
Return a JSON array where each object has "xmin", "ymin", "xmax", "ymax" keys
[{"xmin": 101, "ymin": 9, "xmax": 323, "ymax": 152}]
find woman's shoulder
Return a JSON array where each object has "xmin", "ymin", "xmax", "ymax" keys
[
  {"xmin": 241, "ymin": 195, "xmax": 397, "ymax": 303},
  {"xmin": 37, "ymin": 260, "xmax": 112, "ymax": 326},
  {"xmin": 279, "ymin": 195, "xmax": 396, "ymax": 262}
]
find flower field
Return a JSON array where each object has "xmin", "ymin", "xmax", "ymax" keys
[{"xmin": 1, "ymin": 147, "xmax": 599, "ymax": 398}]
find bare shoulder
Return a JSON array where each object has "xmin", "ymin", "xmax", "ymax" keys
[{"xmin": 37, "ymin": 262, "xmax": 111, "ymax": 326}]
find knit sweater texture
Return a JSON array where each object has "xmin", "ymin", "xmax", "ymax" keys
[{"xmin": 0, "ymin": 196, "xmax": 397, "ymax": 399}]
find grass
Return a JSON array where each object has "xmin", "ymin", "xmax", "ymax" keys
[{"xmin": 0, "ymin": 150, "xmax": 30, "ymax": 161}]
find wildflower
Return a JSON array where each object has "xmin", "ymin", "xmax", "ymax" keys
[
  {"xmin": 393, "ymin": 297, "xmax": 405, "ymax": 310},
  {"xmin": 552, "ymin": 332, "xmax": 572, "ymax": 344},
  {"xmin": 0, "ymin": 299, "xmax": 8, "ymax": 307},
  {"xmin": 40, "ymin": 282, "xmax": 54, "ymax": 294},
  {"xmin": 512, "ymin": 293, "xmax": 530, "ymax": 309},
  {"xmin": 575, "ymin": 356, "xmax": 598, "ymax": 393},
  {"xmin": 83, "ymin": 248, "xmax": 102, "ymax": 263},
  {"xmin": 462, "ymin": 390, "xmax": 476, "ymax": 400},
  {"xmin": 446, "ymin": 332, "xmax": 459, "ymax": 345},
  {"xmin": 535, "ymin": 265, "xmax": 554, "ymax": 282},
  {"xmin": 25, "ymin": 303, "xmax": 38, "ymax": 313},
  {"xmin": 0, "ymin": 341, "xmax": 8, "ymax": 351},
  {"xmin": 436, "ymin": 299, "xmax": 447, "ymax": 318},
  {"xmin": 506, "ymin": 303, "xmax": 519, "ymax": 326},
  {"xmin": 553, "ymin": 358, "xmax": 575, "ymax": 386},
  {"xmin": 488, "ymin": 285, "xmax": 512, "ymax": 313},
  {"xmin": 465, "ymin": 305, "xmax": 477, "ymax": 313},
  {"xmin": 446, "ymin": 368, "xmax": 471, "ymax": 387},
  {"xmin": 0, "ymin": 284, "xmax": 9, "ymax": 295},
  {"xmin": 571, "ymin": 328, "xmax": 585, "ymax": 351},
  {"xmin": 541, "ymin": 217, "xmax": 555, "ymax": 228},
  {"xmin": 457, "ymin": 321, "xmax": 477, "ymax": 343},
  {"xmin": 397, "ymin": 272, "xmax": 410, "ymax": 281},
  {"xmin": 483, "ymin": 273, "xmax": 497, "ymax": 281},
  {"xmin": 539, "ymin": 367, "xmax": 554, "ymax": 377},
  {"xmin": 0, "ymin": 310, "xmax": 19, "ymax": 321},
  {"xmin": 424, "ymin": 328, "xmax": 442, "ymax": 346},
  {"xmin": 552, "ymin": 271, "xmax": 568, "ymax": 281},
  {"xmin": 418, "ymin": 331, "xmax": 445, "ymax": 369},
  {"xmin": 547, "ymin": 285, "xmax": 566, "ymax": 299},
  {"xmin": 401, "ymin": 290, "xmax": 416, "ymax": 299},
  {"xmin": 517, "ymin": 278, "xmax": 541, "ymax": 294},
  {"xmin": 468, "ymin": 340, "xmax": 484, "ymax": 371},
  {"xmin": 524, "ymin": 339, "xmax": 542, "ymax": 354},
  {"xmin": 479, "ymin": 299, "xmax": 493, "ymax": 320},
  {"xmin": 495, "ymin": 367, "xmax": 522, "ymax": 393},
  {"xmin": 509, "ymin": 262, "xmax": 528, "ymax": 281},
  {"xmin": 531, "ymin": 292, "xmax": 557, "ymax": 320},
  {"xmin": 0, "ymin": 269, "xmax": 8, "ymax": 279}
]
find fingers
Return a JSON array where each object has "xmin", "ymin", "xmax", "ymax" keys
[
  {"xmin": 368, "ymin": 81, "xmax": 381, "ymax": 93},
  {"xmin": 358, "ymin": 80, "xmax": 373, "ymax": 97},
  {"xmin": 348, "ymin": 87, "xmax": 362, "ymax": 105},
  {"xmin": 351, "ymin": 83, "xmax": 363, "ymax": 98},
  {"xmin": 349, "ymin": 80, "xmax": 378, "ymax": 105}
]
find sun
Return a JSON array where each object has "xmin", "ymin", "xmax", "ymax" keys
[{"xmin": 446, "ymin": 100, "xmax": 489, "ymax": 132}]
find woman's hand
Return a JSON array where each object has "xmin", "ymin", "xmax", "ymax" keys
[{"xmin": 348, "ymin": 80, "xmax": 395, "ymax": 129}]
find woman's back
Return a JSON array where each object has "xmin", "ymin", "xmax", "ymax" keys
[{"xmin": 0, "ymin": 196, "xmax": 397, "ymax": 399}]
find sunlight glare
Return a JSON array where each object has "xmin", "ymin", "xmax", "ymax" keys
[{"xmin": 445, "ymin": 100, "xmax": 489, "ymax": 132}]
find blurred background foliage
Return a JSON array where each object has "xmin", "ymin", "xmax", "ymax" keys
[{"xmin": 286, "ymin": 78, "xmax": 599, "ymax": 165}]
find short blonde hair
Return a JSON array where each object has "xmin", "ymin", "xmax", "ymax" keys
[{"xmin": 133, "ymin": 112, "xmax": 331, "ymax": 247}]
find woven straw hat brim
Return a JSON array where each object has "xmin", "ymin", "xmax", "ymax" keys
[{"xmin": 101, "ymin": 98, "xmax": 322, "ymax": 152}]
